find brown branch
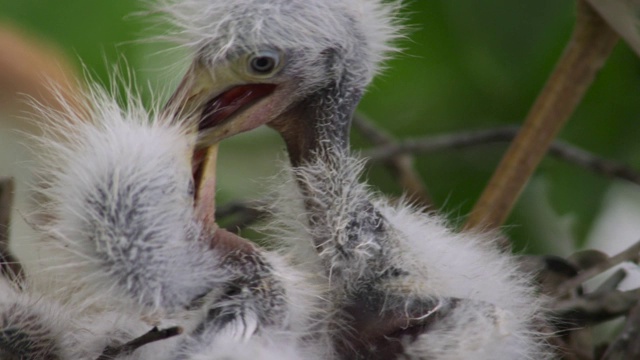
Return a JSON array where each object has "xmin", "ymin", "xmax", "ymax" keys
[
  {"xmin": 464, "ymin": 0, "xmax": 619, "ymax": 234},
  {"xmin": 352, "ymin": 113, "xmax": 432, "ymax": 207},
  {"xmin": 362, "ymin": 127, "xmax": 640, "ymax": 186},
  {"xmin": 592, "ymin": 268, "xmax": 627, "ymax": 296},
  {"xmin": 557, "ymin": 240, "xmax": 640, "ymax": 297},
  {"xmin": 552, "ymin": 288, "xmax": 640, "ymax": 326},
  {"xmin": 601, "ymin": 301, "xmax": 640, "ymax": 359},
  {"xmin": 362, "ymin": 127, "xmax": 519, "ymax": 160},
  {"xmin": 547, "ymin": 143, "xmax": 640, "ymax": 184},
  {"xmin": 216, "ymin": 200, "xmax": 270, "ymax": 234},
  {"xmin": 96, "ymin": 326, "xmax": 183, "ymax": 360},
  {"xmin": 0, "ymin": 177, "xmax": 22, "ymax": 282}
]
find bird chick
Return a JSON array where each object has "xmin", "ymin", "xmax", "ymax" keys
[
  {"xmin": 26, "ymin": 81, "xmax": 331, "ymax": 359},
  {"xmin": 159, "ymin": 0, "xmax": 552, "ymax": 358},
  {"xmin": 0, "ymin": 276, "xmax": 63, "ymax": 360},
  {"xmin": 30, "ymin": 85, "xmax": 224, "ymax": 311},
  {"xmin": 0, "ymin": 271, "xmax": 167, "ymax": 360},
  {"xmin": 267, "ymin": 149, "xmax": 550, "ymax": 359}
]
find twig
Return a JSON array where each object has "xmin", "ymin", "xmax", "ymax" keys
[
  {"xmin": 547, "ymin": 143, "xmax": 640, "ymax": 184},
  {"xmin": 0, "ymin": 177, "xmax": 22, "ymax": 282},
  {"xmin": 362, "ymin": 127, "xmax": 640, "ymax": 186},
  {"xmin": 601, "ymin": 301, "xmax": 640, "ymax": 359},
  {"xmin": 552, "ymin": 288, "xmax": 640, "ymax": 327},
  {"xmin": 464, "ymin": 0, "xmax": 619, "ymax": 234},
  {"xmin": 352, "ymin": 113, "xmax": 432, "ymax": 207},
  {"xmin": 216, "ymin": 200, "xmax": 270, "ymax": 233},
  {"xmin": 592, "ymin": 268, "xmax": 627, "ymax": 295},
  {"xmin": 216, "ymin": 200, "xmax": 268, "ymax": 218},
  {"xmin": 362, "ymin": 127, "xmax": 519, "ymax": 160},
  {"xmin": 557, "ymin": 240, "xmax": 640, "ymax": 297},
  {"xmin": 96, "ymin": 326, "xmax": 183, "ymax": 360}
]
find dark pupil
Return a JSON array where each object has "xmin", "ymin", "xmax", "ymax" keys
[{"xmin": 252, "ymin": 57, "xmax": 275, "ymax": 73}]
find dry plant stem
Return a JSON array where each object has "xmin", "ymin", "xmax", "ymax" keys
[
  {"xmin": 223, "ymin": 208, "xmax": 266, "ymax": 233},
  {"xmin": 602, "ymin": 302, "xmax": 640, "ymax": 359},
  {"xmin": 592, "ymin": 268, "xmax": 627, "ymax": 295},
  {"xmin": 216, "ymin": 200, "xmax": 269, "ymax": 233},
  {"xmin": 95, "ymin": 326, "xmax": 183, "ymax": 360},
  {"xmin": 548, "ymin": 143, "xmax": 640, "ymax": 184},
  {"xmin": 464, "ymin": 0, "xmax": 619, "ymax": 233},
  {"xmin": 362, "ymin": 127, "xmax": 519, "ymax": 159},
  {"xmin": 557, "ymin": 239, "xmax": 640, "ymax": 297},
  {"xmin": 363, "ymin": 127, "xmax": 640, "ymax": 186},
  {"xmin": 0, "ymin": 177, "xmax": 22, "ymax": 281},
  {"xmin": 352, "ymin": 113, "xmax": 432, "ymax": 207},
  {"xmin": 0, "ymin": 178, "xmax": 13, "ymax": 253},
  {"xmin": 553, "ymin": 288, "xmax": 640, "ymax": 326},
  {"xmin": 216, "ymin": 200, "xmax": 268, "ymax": 219}
]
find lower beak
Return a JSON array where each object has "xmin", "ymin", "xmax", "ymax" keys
[
  {"xmin": 163, "ymin": 60, "xmax": 277, "ymax": 233},
  {"xmin": 192, "ymin": 144, "xmax": 218, "ymax": 233}
]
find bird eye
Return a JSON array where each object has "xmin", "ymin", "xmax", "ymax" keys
[{"xmin": 248, "ymin": 50, "xmax": 280, "ymax": 76}]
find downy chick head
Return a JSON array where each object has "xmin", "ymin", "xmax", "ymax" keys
[
  {"xmin": 159, "ymin": 0, "xmax": 403, "ymax": 153},
  {"xmin": 30, "ymin": 80, "xmax": 228, "ymax": 311}
]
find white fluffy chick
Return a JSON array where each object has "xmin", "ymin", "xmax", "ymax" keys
[
  {"xmin": 159, "ymin": 0, "xmax": 553, "ymax": 358},
  {"xmin": 11, "ymin": 83, "xmax": 331, "ymax": 359}
]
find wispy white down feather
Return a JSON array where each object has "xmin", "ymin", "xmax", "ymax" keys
[
  {"xmin": 28, "ymin": 85, "xmax": 228, "ymax": 311},
  {"xmin": 0, "ymin": 275, "xmax": 183, "ymax": 360},
  {"xmin": 22, "ymin": 81, "xmax": 332, "ymax": 359},
  {"xmin": 0, "ymin": 277, "xmax": 65, "ymax": 359},
  {"xmin": 265, "ymin": 152, "xmax": 551, "ymax": 359},
  {"xmin": 154, "ymin": 0, "xmax": 403, "ymax": 88}
]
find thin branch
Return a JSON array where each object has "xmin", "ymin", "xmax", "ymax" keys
[
  {"xmin": 552, "ymin": 288, "xmax": 640, "ymax": 327},
  {"xmin": 464, "ymin": 0, "xmax": 619, "ymax": 234},
  {"xmin": 557, "ymin": 239, "xmax": 640, "ymax": 297},
  {"xmin": 96, "ymin": 326, "xmax": 183, "ymax": 360},
  {"xmin": 362, "ymin": 127, "xmax": 519, "ymax": 160},
  {"xmin": 362, "ymin": 127, "xmax": 640, "ymax": 186},
  {"xmin": 216, "ymin": 200, "xmax": 270, "ymax": 233},
  {"xmin": 353, "ymin": 113, "xmax": 432, "ymax": 207},
  {"xmin": 547, "ymin": 143, "xmax": 640, "ymax": 184},
  {"xmin": 592, "ymin": 268, "xmax": 627, "ymax": 295},
  {"xmin": 602, "ymin": 301, "xmax": 640, "ymax": 359},
  {"xmin": 352, "ymin": 113, "xmax": 395, "ymax": 145},
  {"xmin": 215, "ymin": 200, "xmax": 268, "ymax": 219},
  {"xmin": 0, "ymin": 177, "xmax": 22, "ymax": 282}
]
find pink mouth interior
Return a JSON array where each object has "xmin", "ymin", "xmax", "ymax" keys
[{"xmin": 199, "ymin": 83, "xmax": 276, "ymax": 131}]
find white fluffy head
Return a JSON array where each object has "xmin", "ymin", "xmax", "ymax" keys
[
  {"xmin": 155, "ymin": 0, "xmax": 403, "ymax": 90},
  {"xmin": 27, "ymin": 81, "xmax": 229, "ymax": 312}
]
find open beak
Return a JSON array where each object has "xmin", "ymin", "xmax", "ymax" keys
[
  {"xmin": 164, "ymin": 59, "xmax": 278, "ymax": 150},
  {"xmin": 163, "ymin": 59, "xmax": 282, "ymax": 235}
]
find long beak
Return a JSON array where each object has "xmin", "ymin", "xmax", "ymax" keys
[
  {"xmin": 163, "ymin": 59, "xmax": 279, "ymax": 235},
  {"xmin": 165, "ymin": 59, "xmax": 278, "ymax": 150}
]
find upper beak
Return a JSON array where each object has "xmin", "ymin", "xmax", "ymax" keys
[{"xmin": 163, "ymin": 59, "xmax": 278, "ymax": 150}]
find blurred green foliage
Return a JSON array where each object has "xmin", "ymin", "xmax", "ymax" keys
[{"xmin": 1, "ymin": 0, "xmax": 639, "ymax": 254}]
